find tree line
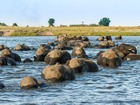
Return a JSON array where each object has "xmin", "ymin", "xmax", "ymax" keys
[
  {"xmin": 48, "ymin": 17, "xmax": 111, "ymax": 27},
  {"xmin": 0, "ymin": 23, "xmax": 18, "ymax": 26},
  {"xmin": 0, "ymin": 17, "xmax": 111, "ymax": 27}
]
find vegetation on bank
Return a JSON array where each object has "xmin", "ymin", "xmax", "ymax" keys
[{"xmin": 0, "ymin": 26, "xmax": 140, "ymax": 36}]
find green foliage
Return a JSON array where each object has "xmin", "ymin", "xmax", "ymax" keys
[
  {"xmin": 99, "ymin": 17, "xmax": 111, "ymax": 26},
  {"xmin": 69, "ymin": 24, "xmax": 99, "ymax": 27},
  {"xmin": 60, "ymin": 25, "xmax": 68, "ymax": 27},
  {"xmin": 13, "ymin": 23, "xmax": 18, "ymax": 26},
  {"xmin": 69, "ymin": 24, "xmax": 88, "ymax": 27},
  {"xmin": 48, "ymin": 18, "xmax": 55, "ymax": 26},
  {"xmin": 0, "ymin": 22, "xmax": 7, "ymax": 26}
]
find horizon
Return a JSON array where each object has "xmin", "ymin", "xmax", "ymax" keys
[{"xmin": 0, "ymin": 0, "xmax": 140, "ymax": 27}]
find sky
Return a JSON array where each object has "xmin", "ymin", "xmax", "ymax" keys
[{"xmin": 0, "ymin": 0, "xmax": 140, "ymax": 26}]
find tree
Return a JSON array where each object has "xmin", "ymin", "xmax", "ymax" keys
[
  {"xmin": 99, "ymin": 17, "xmax": 111, "ymax": 26},
  {"xmin": 0, "ymin": 22, "xmax": 7, "ymax": 26},
  {"xmin": 13, "ymin": 23, "xmax": 18, "ymax": 26},
  {"xmin": 48, "ymin": 18, "xmax": 55, "ymax": 26}
]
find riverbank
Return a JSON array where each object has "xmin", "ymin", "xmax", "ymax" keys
[{"xmin": 0, "ymin": 26, "xmax": 140, "ymax": 36}]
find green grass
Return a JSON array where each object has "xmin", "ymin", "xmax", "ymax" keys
[{"xmin": 0, "ymin": 26, "xmax": 140, "ymax": 36}]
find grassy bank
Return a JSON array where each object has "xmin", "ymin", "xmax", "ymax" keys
[{"xmin": 0, "ymin": 26, "xmax": 140, "ymax": 36}]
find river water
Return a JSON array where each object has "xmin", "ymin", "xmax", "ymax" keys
[{"xmin": 0, "ymin": 36, "xmax": 140, "ymax": 105}]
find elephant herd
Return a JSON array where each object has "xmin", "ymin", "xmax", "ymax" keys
[{"xmin": 0, "ymin": 35, "xmax": 140, "ymax": 89}]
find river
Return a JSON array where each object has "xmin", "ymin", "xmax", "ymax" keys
[{"xmin": 0, "ymin": 36, "xmax": 140, "ymax": 105}]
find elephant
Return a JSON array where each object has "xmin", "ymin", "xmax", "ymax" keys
[
  {"xmin": 11, "ymin": 53, "xmax": 21, "ymax": 62},
  {"xmin": 34, "ymin": 44, "xmax": 50, "ymax": 61},
  {"xmin": 83, "ymin": 59, "xmax": 99, "ymax": 72},
  {"xmin": 56, "ymin": 35, "xmax": 68, "ymax": 42},
  {"xmin": 115, "ymin": 35, "xmax": 122, "ymax": 40},
  {"xmin": 82, "ymin": 36, "xmax": 89, "ymax": 41},
  {"xmin": 105, "ymin": 36, "xmax": 112, "ymax": 40},
  {"xmin": 23, "ymin": 58, "xmax": 33, "ymax": 63},
  {"xmin": 20, "ymin": 76, "xmax": 40, "ymax": 89},
  {"xmin": 0, "ymin": 82, "xmax": 5, "ymax": 89},
  {"xmin": 41, "ymin": 63, "xmax": 75, "ymax": 82},
  {"xmin": 96, "ymin": 36, "xmax": 104, "ymax": 41},
  {"xmin": 97, "ymin": 40, "xmax": 115, "ymax": 48},
  {"xmin": 56, "ymin": 35, "xmax": 91, "ymax": 48},
  {"xmin": 0, "ymin": 57, "xmax": 7, "ymax": 66},
  {"xmin": 1, "ymin": 49, "xmax": 21, "ymax": 62},
  {"xmin": 14, "ymin": 44, "xmax": 32, "ymax": 51},
  {"xmin": 0, "ymin": 57, "xmax": 16, "ymax": 66},
  {"xmin": 98, "ymin": 40, "xmax": 110, "ymax": 48},
  {"xmin": 108, "ymin": 40, "xmax": 115, "ymax": 47},
  {"xmin": 44, "ymin": 49, "xmax": 71, "ymax": 65},
  {"xmin": 123, "ymin": 53, "xmax": 140, "ymax": 61},
  {"xmin": 78, "ymin": 41, "xmax": 91, "ymax": 48},
  {"xmin": 55, "ymin": 44, "xmax": 73, "ymax": 50},
  {"xmin": 0, "ymin": 45, "xmax": 9, "ymax": 51},
  {"xmin": 112, "ymin": 43, "xmax": 137, "ymax": 59},
  {"xmin": 66, "ymin": 58, "xmax": 89, "ymax": 73},
  {"xmin": 97, "ymin": 49, "xmax": 122, "ymax": 68},
  {"xmin": 72, "ymin": 47, "xmax": 87, "ymax": 58}
]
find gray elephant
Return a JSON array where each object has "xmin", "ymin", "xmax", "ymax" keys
[
  {"xmin": 20, "ymin": 76, "xmax": 44, "ymax": 89},
  {"xmin": 1, "ymin": 49, "xmax": 21, "ymax": 62},
  {"xmin": 66, "ymin": 58, "xmax": 89, "ymax": 73},
  {"xmin": 0, "ymin": 57, "xmax": 16, "ymax": 66},
  {"xmin": 55, "ymin": 44, "xmax": 73, "ymax": 50},
  {"xmin": 14, "ymin": 44, "xmax": 31, "ymax": 51},
  {"xmin": 44, "ymin": 49, "xmax": 71, "ymax": 65},
  {"xmin": 83, "ymin": 59, "xmax": 99, "ymax": 72},
  {"xmin": 82, "ymin": 36, "xmax": 89, "ymax": 41},
  {"xmin": 97, "ymin": 49, "xmax": 122, "ymax": 68},
  {"xmin": 96, "ymin": 36, "xmax": 104, "ymax": 41},
  {"xmin": 72, "ymin": 47, "xmax": 87, "ymax": 58},
  {"xmin": 0, "ymin": 45, "xmax": 9, "ymax": 51},
  {"xmin": 115, "ymin": 35, "xmax": 122, "ymax": 40},
  {"xmin": 112, "ymin": 43, "xmax": 137, "ymax": 59},
  {"xmin": 105, "ymin": 36, "xmax": 112, "ymax": 40},
  {"xmin": 34, "ymin": 44, "xmax": 50, "ymax": 61},
  {"xmin": 23, "ymin": 58, "xmax": 33, "ymax": 63},
  {"xmin": 96, "ymin": 40, "xmax": 115, "ymax": 48},
  {"xmin": 41, "ymin": 63, "xmax": 75, "ymax": 82}
]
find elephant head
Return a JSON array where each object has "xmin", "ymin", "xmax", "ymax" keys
[{"xmin": 112, "ymin": 43, "xmax": 137, "ymax": 59}]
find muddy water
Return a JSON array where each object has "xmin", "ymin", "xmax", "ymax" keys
[{"xmin": 0, "ymin": 36, "xmax": 140, "ymax": 105}]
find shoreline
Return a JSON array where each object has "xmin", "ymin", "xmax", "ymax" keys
[{"xmin": 1, "ymin": 26, "xmax": 140, "ymax": 36}]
